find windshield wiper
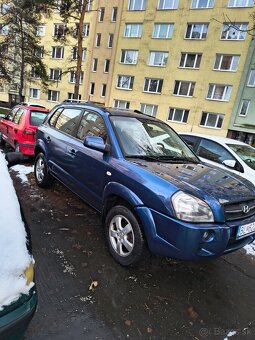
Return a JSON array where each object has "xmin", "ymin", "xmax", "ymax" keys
[{"xmin": 125, "ymin": 155, "xmax": 198, "ymax": 163}]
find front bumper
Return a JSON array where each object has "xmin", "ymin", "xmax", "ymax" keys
[
  {"xmin": 0, "ymin": 288, "xmax": 37, "ymax": 340},
  {"xmin": 135, "ymin": 207, "xmax": 255, "ymax": 260}
]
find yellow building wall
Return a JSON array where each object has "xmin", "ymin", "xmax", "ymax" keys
[{"xmin": 108, "ymin": 0, "xmax": 253, "ymax": 136}]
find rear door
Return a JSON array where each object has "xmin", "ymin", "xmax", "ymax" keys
[
  {"xmin": 0, "ymin": 106, "xmax": 20, "ymax": 143},
  {"xmin": 42, "ymin": 107, "xmax": 82, "ymax": 181},
  {"xmin": 7, "ymin": 108, "xmax": 25, "ymax": 147}
]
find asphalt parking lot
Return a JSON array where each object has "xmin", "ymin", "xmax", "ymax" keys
[{"xmin": 5, "ymin": 153, "xmax": 255, "ymax": 340}]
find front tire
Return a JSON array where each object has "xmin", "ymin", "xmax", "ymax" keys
[
  {"xmin": 34, "ymin": 152, "xmax": 54, "ymax": 188},
  {"xmin": 104, "ymin": 205, "xmax": 145, "ymax": 266}
]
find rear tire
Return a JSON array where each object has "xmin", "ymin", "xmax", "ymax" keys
[
  {"xmin": 104, "ymin": 205, "xmax": 145, "ymax": 266},
  {"xmin": 34, "ymin": 152, "xmax": 54, "ymax": 188}
]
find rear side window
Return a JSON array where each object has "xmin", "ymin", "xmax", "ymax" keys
[
  {"xmin": 12, "ymin": 108, "xmax": 24, "ymax": 124},
  {"xmin": 30, "ymin": 111, "xmax": 48, "ymax": 126},
  {"xmin": 197, "ymin": 139, "xmax": 235, "ymax": 164},
  {"xmin": 55, "ymin": 108, "xmax": 82, "ymax": 135},
  {"xmin": 6, "ymin": 106, "xmax": 20, "ymax": 121}
]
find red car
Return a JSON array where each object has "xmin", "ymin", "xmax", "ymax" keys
[{"xmin": 0, "ymin": 102, "xmax": 49, "ymax": 156}]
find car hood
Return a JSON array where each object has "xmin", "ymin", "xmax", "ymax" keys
[{"xmin": 131, "ymin": 160, "xmax": 255, "ymax": 204}]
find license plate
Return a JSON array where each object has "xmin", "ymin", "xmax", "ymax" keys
[{"xmin": 237, "ymin": 222, "xmax": 255, "ymax": 239}]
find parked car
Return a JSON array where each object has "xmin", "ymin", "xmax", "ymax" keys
[
  {"xmin": 0, "ymin": 151, "xmax": 37, "ymax": 339},
  {"xmin": 34, "ymin": 101, "xmax": 255, "ymax": 266},
  {"xmin": 0, "ymin": 103, "xmax": 49, "ymax": 156},
  {"xmin": 180, "ymin": 133, "xmax": 255, "ymax": 185}
]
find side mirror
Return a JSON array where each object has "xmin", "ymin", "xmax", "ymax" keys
[
  {"xmin": 222, "ymin": 159, "xmax": 236, "ymax": 169},
  {"xmin": 84, "ymin": 136, "xmax": 111, "ymax": 153},
  {"xmin": 5, "ymin": 152, "xmax": 25, "ymax": 168}
]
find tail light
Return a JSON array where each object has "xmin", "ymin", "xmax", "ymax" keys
[{"xmin": 22, "ymin": 128, "xmax": 35, "ymax": 141}]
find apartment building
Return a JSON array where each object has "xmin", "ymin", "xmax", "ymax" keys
[{"xmin": 0, "ymin": 0, "xmax": 254, "ymax": 138}]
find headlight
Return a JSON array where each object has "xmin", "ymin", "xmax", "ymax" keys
[{"xmin": 171, "ymin": 191, "xmax": 214, "ymax": 222}]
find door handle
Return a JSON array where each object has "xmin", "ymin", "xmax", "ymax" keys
[
  {"xmin": 68, "ymin": 148, "xmax": 76, "ymax": 156},
  {"xmin": 46, "ymin": 136, "xmax": 51, "ymax": 142}
]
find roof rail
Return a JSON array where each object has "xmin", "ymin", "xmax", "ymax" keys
[{"xmin": 62, "ymin": 99, "xmax": 89, "ymax": 104}]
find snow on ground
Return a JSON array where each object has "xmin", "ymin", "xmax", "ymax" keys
[
  {"xmin": 11, "ymin": 164, "xmax": 34, "ymax": 183},
  {"xmin": 0, "ymin": 152, "xmax": 34, "ymax": 310},
  {"xmin": 244, "ymin": 241, "xmax": 255, "ymax": 257}
]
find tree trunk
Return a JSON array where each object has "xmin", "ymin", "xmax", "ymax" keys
[
  {"xmin": 74, "ymin": 0, "xmax": 87, "ymax": 99},
  {"xmin": 19, "ymin": 15, "xmax": 25, "ymax": 103}
]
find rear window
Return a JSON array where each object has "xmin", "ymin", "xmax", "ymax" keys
[{"xmin": 30, "ymin": 111, "xmax": 48, "ymax": 126}]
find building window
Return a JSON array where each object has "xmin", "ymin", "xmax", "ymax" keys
[
  {"xmin": 70, "ymin": 71, "xmax": 84, "ymax": 84},
  {"xmin": 206, "ymin": 84, "xmax": 232, "ymax": 101},
  {"xmin": 83, "ymin": 23, "xmax": 90, "ymax": 37},
  {"xmin": 48, "ymin": 90, "xmax": 60, "ymax": 102},
  {"xmin": 191, "ymin": 0, "xmax": 214, "ymax": 8},
  {"xmin": 140, "ymin": 104, "xmax": 158, "ymax": 116},
  {"xmin": 128, "ymin": 0, "xmax": 147, "ymax": 10},
  {"xmin": 92, "ymin": 58, "xmax": 98, "ymax": 72},
  {"xmin": 247, "ymin": 69, "xmax": 255, "ymax": 86},
  {"xmin": 144, "ymin": 78, "xmax": 163, "ymax": 93},
  {"xmin": 54, "ymin": 23, "xmax": 66, "ymax": 37},
  {"xmin": 98, "ymin": 7, "xmax": 105, "ymax": 21},
  {"xmin": 51, "ymin": 46, "xmax": 64, "ymax": 59},
  {"xmin": 71, "ymin": 47, "xmax": 86, "ymax": 60},
  {"xmin": 214, "ymin": 54, "xmax": 240, "ymax": 71},
  {"xmin": 157, "ymin": 0, "xmax": 179, "ymax": 9},
  {"xmin": 185, "ymin": 23, "xmax": 208, "ymax": 39},
  {"xmin": 148, "ymin": 51, "xmax": 168, "ymax": 67},
  {"xmin": 111, "ymin": 7, "xmax": 118, "ymax": 21},
  {"xmin": 108, "ymin": 33, "xmax": 114, "ymax": 47},
  {"xmin": 29, "ymin": 88, "xmax": 40, "ymax": 99},
  {"xmin": 200, "ymin": 112, "xmax": 224, "ymax": 128},
  {"xmin": 173, "ymin": 81, "xmax": 195, "ymax": 97},
  {"xmin": 35, "ymin": 25, "xmax": 45, "ymax": 36},
  {"xmin": 168, "ymin": 108, "xmax": 189, "ymax": 123},
  {"xmin": 114, "ymin": 100, "xmax": 130, "ymax": 109},
  {"xmin": 68, "ymin": 93, "xmax": 81, "ymax": 100},
  {"xmin": 124, "ymin": 24, "xmax": 142, "ymax": 38},
  {"xmin": 101, "ymin": 84, "xmax": 107, "ymax": 97},
  {"xmin": 90, "ymin": 82, "xmax": 95, "ymax": 95},
  {"xmin": 179, "ymin": 53, "xmax": 202, "ymax": 69},
  {"xmin": 228, "ymin": 0, "xmax": 253, "ymax": 7},
  {"xmin": 117, "ymin": 75, "xmax": 134, "ymax": 90},
  {"xmin": 239, "ymin": 100, "xmax": 250, "ymax": 116},
  {"xmin": 152, "ymin": 23, "xmax": 174, "ymax": 38},
  {"xmin": 221, "ymin": 23, "xmax": 248, "ymax": 40},
  {"xmin": 34, "ymin": 46, "xmax": 44, "ymax": 58},
  {"xmin": 104, "ymin": 59, "xmax": 110, "ymax": 73},
  {"xmin": 120, "ymin": 50, "xmax": 138, "ymax": 64},
  {"xmin": 30, "ymin": 67, "xmax": 41, "ymax": 79},
  {"xmin": 95, "ymin": 33, "xmax": 101, "ymax": 47},
  {"xmin": 49, "ymin": 68, "xmax": 62, "ymax": 81}
]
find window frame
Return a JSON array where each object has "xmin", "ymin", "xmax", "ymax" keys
[
  {"xmin": 185, "ymin": 23, "xmax": 209, "ymax": 40},
  {"xmin": 98, "ymin": 7, "xmax": 105, "ymax": 22},
  {"xmin": 124, "ymin": 23, "xmax": 143, "ymax": 38},
  {"xmin": 116, "ymin": 75, "xmax": 134, "ymax": 90},
  {"xmin": 143, "ymin": 78, "xmax": 163, "ymax": 94},
  {"xmin": 220, "ymin": 23, "xmax": 248, "ymax": 40},
  {"xmin": 140, "ymin": 103, "xmax": 158, "ymax": 116},
  {"xmin": 239, "ymin": 99, "xmax": 250, "ymax": 116},
  {"xmin": 157, "ymin": 0, "xmax": 179, "ymax": 10},
  {"xmin": 199, "ymin": 112, "xmax": 224, "ymax": 129},
  {"xmin": 228, "ymin": 0, "xmax": 254, "ymax": 7},
  {"xmin": 206, "ymin": 84, "xmax": 232, "ymax": 101},
  {"xmin": 111, "ymin": 7, "xmax": 118, "ymax": 21},
  {"xmin": 168, "ymin": 107, "xmax": 189, "ymax": 123},
  {"xmin": 152, "ymin": 23, "xmax": 174, "ymax": 39},
  {"xmin": 49, "ymin": 68, "xmax": 62, "ymax": 81},
  {"xmin": 104, "ymin": 59, "xmax": 110, "ymax": 73},
  {"xmin": 114, "ymin": 100, "xmax": 130, "ymax": 109},
  {"xmin": 29, "ymin": 88, "xmax": 40, "ymax": 99},
  {"xmin": 179, "ymin": 53, "xmax": 202, "ymax": 69},
  {"xmin": 101, "ymin": 84, "xmax": 107, "ymax": 97},
  {"xmin": 108, "ymin": 33, "xmax": 114, "ymax": 48},
  {"xmin": 95, "ymin": 33, "xmax": 101, "ymax": 47},
  {"xmin": 147, "ymin": 51, "xmax": 169, "ymax": 67},
  {"xmin": 120, "ymin": 50, "xmax": 138, "ymax": 65},
  {"xmin": 247, "ymin": 69, "xmax": 255, "ymax": 86},
  {"xmin": 92, "ymin": 58, "xmax": 98, "ymax": 72},
  {"xmin": 173, "ymin": 81, "xmax": 195, "ymax": 97},
  {"xmin": 128, "ymin": 0, "xmax": 147, "ymax": 10},
  {"xmin": 48, "ymin": 90, "xmax": 60, "ymax": 102},
  {"xmin": 190, "ymin": 0, "xmax": 214, "ymax": 9},
  {"xmin": 51, "ymin": 46, "xmax": 64, "ymax": 59},
  {"xmin": 213, "ymin": 54, "xmax": 240, "ymax": 72}
]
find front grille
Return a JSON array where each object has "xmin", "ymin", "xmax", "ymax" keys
[{"xmin": 224, "ymin": 199, "xmax": 255, "ymax": 221}]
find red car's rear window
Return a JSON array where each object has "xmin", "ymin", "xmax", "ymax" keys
[{"xmin": 29, "ymin": 111, "xmax": 48, "ymax": 126}]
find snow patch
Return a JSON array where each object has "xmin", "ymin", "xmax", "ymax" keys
[
  {"xmin": 244, "ymin": 241, "xmax": 255, "ymax": 257},
  {"xmin": 0, "ymin": 152, "xmax": 34, "ymax": 310},
  {"xmin": 11, "ymin": 164, "xmax": 34, "ymax": 183}
]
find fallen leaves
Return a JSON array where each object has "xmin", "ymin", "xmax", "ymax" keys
[{"xmin": 89, "ymin": 280, "xmax": 98, "ymax": 291}]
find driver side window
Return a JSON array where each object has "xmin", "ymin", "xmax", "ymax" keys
[{"xmin": 76, "ymin": 111, "xmax": 107, "ymax": 142}]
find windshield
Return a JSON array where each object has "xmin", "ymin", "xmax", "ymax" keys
[
  {"xmin": 111, "ymin": 116, "xmax": 198, "ymax": 163},
  {"xmin": 30, "ymin": 110, "xmax": 48, "ymax": 126},
  {"xmin": 227, "ymin": 143, "xmax": 255, "ymax": 170}
]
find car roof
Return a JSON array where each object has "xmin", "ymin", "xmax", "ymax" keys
[
  {"xmin": 59, "ymin": 101, "xmax": 159, "ymax": 121},
  {"xmin": 18, "ymin": 102, "xmax": 49, "ymax": 111},
  {"xmin": 180, "ymin": 132, "xmax": 248, "ymax": 146}
]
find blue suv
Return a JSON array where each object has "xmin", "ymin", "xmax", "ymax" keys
[{"xmin": 34, "ymin": 101, "xmax": 255, "ymax": 266}]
